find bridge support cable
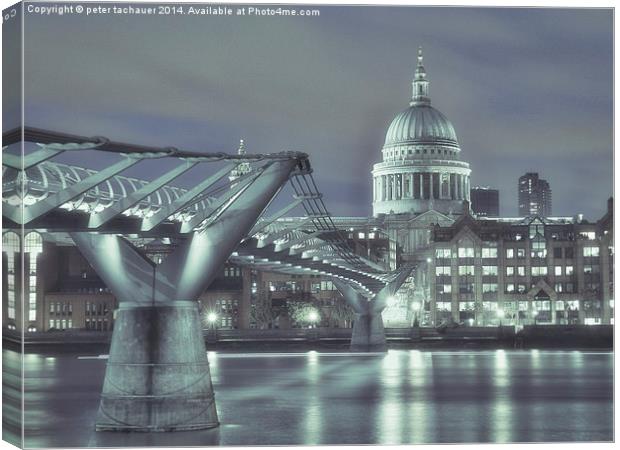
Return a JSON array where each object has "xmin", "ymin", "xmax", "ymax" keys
[
  {"xmin": 288, "ymin": 172, "xmax": 379, "ymax": 272},
  {"xmin": 247, "ymin": 197, "xmax": 305, "ymax": 238},
  {"xmin": 3, "ymin": 138, "xmax": 109, "ymax": 170}
]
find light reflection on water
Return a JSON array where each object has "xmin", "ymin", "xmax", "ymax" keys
[{"xmin": 2, "ymin": 348, "xmax": 612, "ymax": 447}]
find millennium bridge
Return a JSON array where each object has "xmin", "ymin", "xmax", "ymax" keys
[{"xmin": 2, "ymin": 126, "xmax": 414, "ymax": 432}]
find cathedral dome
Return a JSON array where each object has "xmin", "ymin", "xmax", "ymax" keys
[
  {"xmin": 371, "ymin": 47, "xmax": 471, "ymax": 218},
  {"xmin": 384, "ymin": 104, "xmax": 458, "ymax": 147}
]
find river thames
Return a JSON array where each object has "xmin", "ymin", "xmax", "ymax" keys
[{"xmin": 2, "ymin": 348, "xmax": 613, "ymax": 447}]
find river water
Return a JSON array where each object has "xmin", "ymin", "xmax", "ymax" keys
[{"xmin": 2, "ymin": 348, "xmax": 613, "ymax": 447}]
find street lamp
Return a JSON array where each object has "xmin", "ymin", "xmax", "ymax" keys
[
  {"xmin": 307, "ymin": 309, "xmax": 320, "ymax": 328},
  {"xmin": 207, "ymin": 312, "xmax": 218, "ymax": 328}
]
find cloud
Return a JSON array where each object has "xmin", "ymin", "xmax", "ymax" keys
[{"xmin": 21, "ymin": 6, "xmax": 613, "ymax": 220}]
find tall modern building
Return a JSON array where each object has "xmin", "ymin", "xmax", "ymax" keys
[
  {"xmin": 470, "ymin": 187, "xmax": 500, "ymax": 217},
  {"xmin": 518, "ymin": 172, "xmax": 552, "ymax": 217}
]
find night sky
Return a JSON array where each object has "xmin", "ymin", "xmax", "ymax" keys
[{"xmin": 7, "ymin": 4, "xmax": 613, "ymax": 220}]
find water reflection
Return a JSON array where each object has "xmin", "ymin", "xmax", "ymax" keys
[{"xmin": 2, "ymin": 348, "xmax": 612, "ymax": 448}]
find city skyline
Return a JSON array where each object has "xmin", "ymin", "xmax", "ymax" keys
[{"xmin": 5, "ymin": 6, "xmax": 613, "ymax": 220}]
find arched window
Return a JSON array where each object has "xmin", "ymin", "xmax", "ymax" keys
[
  {"xmin": 25, "ymin": 232, "xmax": 43, "ymax": 323},
  {"xmin": 3, "ymin": 232, "xmax": 20, "ymax": 320}
]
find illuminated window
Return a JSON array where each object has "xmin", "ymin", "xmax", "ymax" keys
[
  {"xmin": 483, "ymin": 283, "xmax": 498, "ymax": 293},
  {"xmin": 458, "ymin": 247, "xmax": 474, "ymax": 258},
  {"xmin": 566, "ymin": 300, "xmax": 580, "ymax": 310},
  {"xmin": 505, "ymin": 284, "xmax": 515, "ymax": 293},
  {"xmin": 555, "ymin": 266, "xmax": 562, "ymax": 276},
  {"xmin": 580, "ymin": 231, "xmax": 596, "ymax": 240},
  {"xmin": 506, "ymin": 266, "xmax": 514, "ymax": 276},
  {"xmin": 584, "ymin": 246, "xmax": 600, "ymax": 257},
  {"xmin": 459, "ymin": 301, "xmax": 475, "ymax": 311},
  {"xmin": 506, "ymin": 248, "xmax": 514, "ymax": 259},
  {"xmin": 436, "ymin": 302, "xmax": 451, "ymax": 311},
  {"xmin": 2, "ymin": 232, "xmax": 20, "ymax": 320},
  {"xmin": 517, "ymin": 266, "xmax": 526, "ymax": 276},
  {"xmin": 25, "ymin": 233, "xmax": 42, "ymax": 322},
  {"xmin": 458, "ymin": 265, "xmax": 474, "ymax": 276},
  {"xmin": 320, "ymin": 281, "xmax": 335, "ymax": 291},
  {"xmin": 435, "ymin": 248, "xmax": 452, "ymax": 258},
  {"xmin": 482, "ymin": 248, "xmax": 497, "ymax": 258},
  {"xmin": 482, "ymin": 266, "xmax": 498, "ymax": 276},
  {"xmin": 532, "ymin": 266, "xmax": 548, "ymax": 276},
  {"xmin": 518, "ymin": 301, "xmax": 528, "ymax": 311},
  {"xmin": 517, "ymin": 248, "xmax": 526, "ymax": 258},
  {"xmin": 435, "ymin": 266, "xmax": 451, "ymax": 276}
]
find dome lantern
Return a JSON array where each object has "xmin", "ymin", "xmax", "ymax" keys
[{"xmin": 411, "ymin": 46, "xmax": 430, "ymax": 107}]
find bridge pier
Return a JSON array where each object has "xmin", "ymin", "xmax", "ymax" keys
[
  {"xmin": 334, "ymin": 266, "xmax": 414, "ymax": 352},
  {"xmin": 96, "ymin": 302, "xmax": 217, "ymax": 431},
  {"xmin": 351, "ymin": 312, "xmax": 387, "ymax": 352},
  {"xmin": 70, "ymin": 158, "xmax": 298, "ymax": 432}
]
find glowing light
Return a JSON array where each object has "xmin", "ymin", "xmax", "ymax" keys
[
  {"xmin": 411, "ymin": 302, "xmax": 421, "ymax": 312},
  {"xmin": 426, "ymin": 257, "xmax": 432, "ymax": 263},
  {"xmin": 308, "ymin": 310, "xmax": 319, "ymax": 323},
  {"xmin": 387, "ymin": 295, "xmax": 398, "ymax": 307},
  {"xmin": 468, "ymin": 318, "xmax": 474, "ymax": 326},
  {"xmin": 497, "ymin": 309, "xmax": 504, "ymax": 317},
  {"xmin": 207, "ymin": 312, "xmax": 218, "ymax": 323}
]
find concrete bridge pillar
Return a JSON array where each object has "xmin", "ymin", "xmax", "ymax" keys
[
  {"xmin": 97, "ymin": 302, "xmax": 217, "ymax": 431},
  {"xmin": 351, "ymin": 311, "xmax": 387, "ymax": 352},
  {"xmin": 71, "ymin": 159, "xmax": 298, "ymax": 431},
  {"xmin": 334, "ymin": 266, "xmax": 414, "ymax": 352}
]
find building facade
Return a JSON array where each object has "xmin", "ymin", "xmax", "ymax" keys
[
  {"xmin": 428, "ymin": 200, "xmax": 613, "ymax": 327},
  {"xmin": 518, "ymin": 172, "xmax": 552, "ymax": 217},
  {"xmin": 471, "ymin": 187, "xmax": 500, "ymax": 217}
]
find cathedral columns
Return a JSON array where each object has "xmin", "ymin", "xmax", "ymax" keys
[
  {"xmin": 379, "ymin": 175, "xmax": 387, "ymax": 201},
  {"xmin": 429, "ymin": 173, "xmax": 434, "ymax": 199},
  {"xmin": 465, "ymin": 176, "xmax": 470, "ymax": 201},
  {"xmin": 419, "ymin": 173, "xmax": 425, "ymax": 199}
]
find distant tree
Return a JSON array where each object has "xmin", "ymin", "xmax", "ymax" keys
[
  {"xmin": 287, "ymin": 300, "xmax": 319, "ymax": 328},
  {"xmin": 251, "ymin": 290, "xmax": 274, "ymax": 329},
  {"xmin": 326, "ymin": 300, "xmax": 354, "ymax": 328}
]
